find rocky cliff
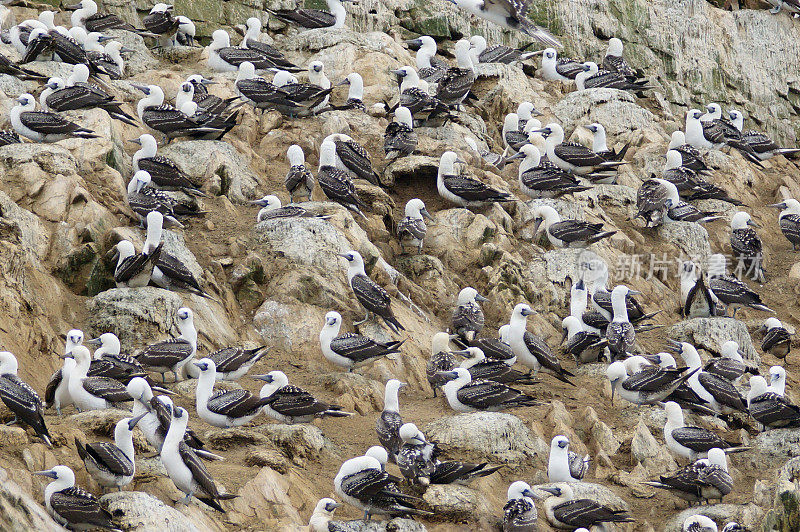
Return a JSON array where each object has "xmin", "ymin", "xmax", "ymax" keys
[{"xmin": 0, "ymin": 0, "xmax": 799, "ymax": 531}]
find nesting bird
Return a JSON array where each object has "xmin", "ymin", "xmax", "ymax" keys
[{"xmin": 319, "ymin": 311, "xmax": 404, "ymax": 370}]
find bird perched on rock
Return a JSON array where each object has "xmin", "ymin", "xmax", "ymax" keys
[
  {"xmin": 644, "ymin": 447, "xmax": 732, "ymax": 504},
  {"xmin": 0, "ymin": 351, "xmax": 51, "ymax": 446},
  {"xmin": 503, "ymin": 481, "xmax": 539, "ymax": 531},
  {"xmin": 317, "ymin": 140, "xmax": 368, "ymax": 218},
  {"xmin": 268, "ymin": 0, "xmax": 354, "ymax": 29},
  {"xmin": 10, "ymin": 94, "xmax": 98, "ymax": 142},
  {"xmin": 397, "ymin": 198, "xmax": 433, "ymax": 254},
  {"xmin": 548, "ymin": 435, "xmax": 590, "ymax": 482},
  {"xmin": 761, "ymin": 317, "xmax": 792, "ymax": 362},
  {"xmin": 35, "ymin": 466, "xmax": 119, "ymax": 530},
  {"xmin": 339, "ymin": 252, "xmax": 405, "ymax": 332},
  {"xmin": 384, "ymin": 107, "xmax": 417, "ymax": 160},
  {"xmin": 539, "ymin": 483, "xmax": 633, "ymax": 529},
  {"xmin": 768, "ymin": 198, "xmax": 800, "ymax": 251},
  {"xmin": 319, "ymin": 310, "xmax": 404, "ymax": 370},
  {"xmin": 707, "ymin": 253, "xmax": 773, "ymax": 317},
  {"xmin": 142, "ymin": 3, "xmax": 180, "ymax": 47},
  {"xmin": 283, "ymin": 144, "xmax": 315, "ymax": 202},
  {"xmin": 729, "ymin": 211, "xmax": 765, "ymax": 282},
  {"xmin": 451, "ymin": 287, "xmax": 487, "ymax": 343},
  {"xmin": 75, "ymin": 414, "xmax": 145, "ymax": 490},
  {"xmin": 507, "ymin": 303, "xmax": 575, "ymax": 384},
  {"xmin": 436, "ymin": 39, "xmax": 475, "ymax": 108},
  {"xmin": 437, "ymin": 151, "xmax": 513, "ymax": 207},
  {"xmin": 254, "ymin": 370, "xmax": 352, "ymax": 423},
  {"xmin": 439, "ymin": 367, "xmax": 542, "ymax": 412},
  {"xmin": 532, "ymin": 205, "xmax": 616, "ymax": 248}
]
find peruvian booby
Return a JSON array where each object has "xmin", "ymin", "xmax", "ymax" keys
[
  {"xmin": 707, "ymin": 253, "xmax": 773, "ymax": 317},
  {"xmin": 397, "ymin": 423, "xmax": 437, "ymax": 486},
  {"xmin": 730, "ymin": 211, "xmax": 765, "ymax": 282},
  {"xmin": 685, "ymin": 107, "xmax": 762, "ymax": 166},
  {"xmin": 250, "ymin": 195, "xmax": 328, "ymax": 222},
  {"xmin": 112, "ymin": 239, "xmax": 162, "ymax": 288},
  {"xmin": 684, "ymin": 515, "xmax": 719, "ymax": 532},
  {"xmin": 512, "ymin": 145, "xmax": 590, "ymax": 198},
  {"xmin": 178, "ymin": 100, "xmax": 239, "ymax": 141},
  {"xmin": 451, "ymin": 287, "xmax": 487, "ymax": 343},
  {"xmin": 437, "ymin": 151, "xmax": 512, "ymax": 206},
  {"xmin": 133, "ymin": 83, "xmax": 223, "ymax": 141},
  {"xmin": 662, "ymin": 401, "xmax": 744, "ymax": 460},
  {"xmin": 662, "ymin": 151, "xmax": 741, "ymax": 205},
  {"xmin": 469, "ymin": 35, "xmax": 538, "ymax": 64},
  {"xmin": 339, "ymin": 251, "xmax": 404, "ymax": 332},
  {"xmin": 427, "ymin": 332, "xmax": 457, "ymax": 397},
  {"xmin": 193, "ymin": 358, "xmax": 269, "ymax": 428},
  {"xmin": 575, "ymin": 61, "xmax": 650, "ymax": 92},
  {"xmin": 333, "ymin": 72, "xmax": 366, "ymax": 110},
  {"xmin": 602, "ymin": 38, "xmax": 640, "ymax": 80},
  {"xmin": 569, "ymin": 278, "xmax": 602, "ymax": 335},
  {"xmin": 253, "ymin": 370, "xmax": 352, "ymax": 423},
  {"xmin": 398, "ymin": 198, "xmax": 432, "ymax": 254},
  {"xmin": 704, "ymin": 340, "xmax": 748, "ymax": 384},
  {"xmin": 234, "ymin": 62, "xmax": 304, "ymax": 115},
  {"xmin": 135, "ymin": 306, "xmax": 197, "ymax": 382},
  {"xmin": 0, "ymin": 50, "xmax": 47, "ymax": 80},
  {"xmin": 376, "ymin": 379, "xmax": 405, "ymax": 460},
  {"xmin": 502, "ymin": 112, "xmax": 528, "ymax": 154},
  {"xmin": 768, "ymin": 198, "xmax": 800, "ymax": 250},
  {"xmin": 392, "ymin": 66, "xmax": 449, "ymax": 120},
  {"xmin": 761, "ymin": 317, "xmax": 792, "ymax": 361},
  {"xmin": 83, "ymin": 333, "xmax": 153, "ymax": 386},
  {"xmin": 560, "ymin": 316, "xmax": 607, "ymax": 364},
  {"xmin": 85, "ymin": 38, "xmax": 129, "ymax": 79},
  {"xmin": 308, "ymin": 498, "xmax": 341, "ymax": 532},
  {"xmin": 44, "ymin": 330, "xmax": 85, "ymax": 415},
  {"xmin": 240, "ymin": 18, "xmax": 301, "ymax": 72},
  {"xmin": 334, "ymin": 454, "xmax": 428, "ymax": 520},
  {"xmin": 536, "ymin": 122, "xmax": 624, "ymax": 175},
  {"xmin": 184, "ymin": 345, "xmax": 269, "ymax": 381},
  {"xmin": 435, "ymin": 39, "xmax": 475, "ymax": 108},
  {"xmin": 384, "ymin": 106, "xmax": 417, "ymax": 159},
  {"xmin": 161, "ymin": 405, "xmax": 237, "ymax": 511},
  {"xmin": 503, "ymin": 481, "xmax": 539, "ymax": 531},
  {"xmin": 404, "ymin": 36, "xmax": 448, "ymax": 83},
  {"xmin": 767, "ymin": 365, "xmax": 786, "ymax": 395},
  {"xmin": 20, "ymin": 27, "xmax": 56, "ymax": 64},
  {"xmin": 323, "ymin": 133, "xmax": 380, "ymax": 185},
  {"xmin": 272, "ymin": 69, "xmax": 334, "ymax": 116},
  {"xmin": 548, "ymin": 435, "xmax": 590, "ymax": 482},
  {"xmin": 540, "ymin": 48, "xmax": 583, "ymax": 81},
  {"xmin": 465, "ymin": 136, "xmax": 510, "ymax": 170},
  {"xmin": 532, "ymin": 205, "xmax": 616, "ymax": 248},
  {"xmin": 75, "ymin": 414, "xmax": 145, "ymax": 490},
  {"xmin": 605, "ymin": 361, "xmax": 698, "ymax": 406},
  {"xmin": 319, "ymin": 311, "xmax": 404, "ymax": 370},
  {"xmin": 0, "ymin": 351, "xmax": 51, "ymax": 446},
  {"xmin": 668, "ymin": 131, "xmax": 711, "ymax": 172},
  {"xmin": 68, "ymin": 0, "xmax": 141, "ymax": 33},
  {"xmin": 142, "ymin": 3, "xmax": 180, "ymax": 47},
  {"xmin": 67, "ymin": 346, "xmax": 131, "ymax": 411},
  {"xmin": 182, "ymin": 75, "xmax": 238, "ymax": 115},
  {"xmin": 644, "ymin": 447, "xmax": 732, "ymax": 504},
  {"xmin": 131, "ymin": 134, "xmax": 200, "ymax": 193},
  {"xmin": 747, "ymin": 375, "xmax": 800, "ymax": 429},
  {"xmin": 516, "ymin": 102, "xmax": 542, "ymax": 131},
  {"xmin": 469, "ymin": 330, "xmax": 517, "ymax": 365},
  {"xmin": 584, "ymin": 259, "xmax": 657, "ymax": 324},
  {"xmin": 636, "ymin": 177, "xmax": 679, "ymax": 226},
  {"xmin": 35, "ymin": 466, "xmax": 120, "ymax": 531},
  {"xmin": 457, "ymin": 347, "xmax": 538, "ymax": 385},
  {"xmin": 539, "ymin": 482, "xmax": 633, "ymax": 529},
  {"xmin": 440, "ymin": 367, "xmax": 541, "ymax": 412},
  {"xmin": 10, "ymin": 93, "xmax": 98, "ymax": 142},
  {"xmin": 282, "ymin": 144, "xmax": 315, "ymax": 201},
  {"xmin": 507, "ymin": 303, "xmax": 575, "ymax": 384},
  {"xmin": 318, "ymin": 140, "xmax": 368, "ymax": 218},
  {"xmin": 585, "ymin": 123, "xmax": 628, "ymax": 162},
  {"xmin": 445, "ymin": 0, "xmax": 561, "ymax": 47},
  {"xmin": 664, "ymin": 198, "xmax": 722, "ymax": 225},
  {"xmin": 126, "ymin": 171, "xmax": 200, "ymax": 226},
  {"xmin": 268, "ymin": 0, "xmax": 353, "ymax": 29},
  {"xmin": 728, "ymin": 109, "xmax": 800, "ymax": 160},
  {"xmin": 606, "ymin": 285, "xmax": 638, "ymax": 359}
]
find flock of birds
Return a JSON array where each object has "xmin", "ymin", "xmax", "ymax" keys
[{"xmin": 0, "ymin": 0, "xmax": 797, "ymax": 530}]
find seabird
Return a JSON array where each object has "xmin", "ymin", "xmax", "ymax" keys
[
  {"xmin": 436, "ymin": 39, "xmax": 475, "ymax": 108},
  {"xmin": 142, "ymin": 3, "xmax": 180, "ymax": 47},
  {"xmin": 44, "ymin": 330, "xmax": 85, "ymax": 415},
  {"xmin": 768, "ymin": 198, "xmax": 800, "ymax": 250},
  {"xmin": 273, "ymin": 69, "xmax": 334, "ymax": 116},
  {"xmin": 268, "ymin": 0, "xmax": 353, "ymax": 29},
  {"xmin": 680, "ymin": 261, "xmax": 717, "ymax": 318},
  {"xmin": 704, "ymin": 340, "xmax": 748, "ymax": 384},
  {"xmin": 10, "ymin": 94, "xmax": 98, "ymax": 143},
  {"xmin": 339, "ymin": 251, "xmax": 405, "ymax": 332},
  {"xmin": 560, "ymin": 316, "xmax": 607, "ymax": 364},
  {"xmin": 439, "ymin": 367, "xmax": 542, "ymax": 412},
  {"xmin": 127, "ymin": 171, "xmax": 200, "ymax": 226},
  {"xmin": 728, "ymin": 109, "xmax": 800, "ymax": 160},
  {"xmin": 606, "ymin": 285, "xmax": 638, "ymax": 360},
  {"xmin": 161, "ymin": 405, "xmax": 237, "ymax": 511},
  {"xmin": 170, "ymin": 16, "xmax": 195, "ymax": 46},
  {"xmin": 376, "ymin": 379, "xmax": 405, "ymax": 460},
  {"xmin": 502, "ymin": 113, "xmax": 528, "ymax": 154},
  {"xmin": 234, "ymin": 62, "xmax": 305, "ymax": 115},
  {"xmin": 662, "ymin": 153, "xmax": 741, "ymax": 205},
  {"xmin": 584, "ymin": 123, "xmax": 628, "ymax": 162},
  {"xmin": 605, "ymin": 361, "xmax": 698, "ymax": 406},
  {"xmin": 66, "ymin": 346, "xmax": 132, "ymax": 411},
  {"xmin": 253, "ymin": 370, "xmax": 352, "ymax": 423},
  {"xmin": 684, "ymin": 515, "xmax": 719, "ymax": 532},
  {"xmin": 75, "ymin": 414, "xmax": 145, "ymax": 490},
  {"xmin": 507, "ymin": 303, "xmax": 575, "ymax": 384},
  {"xmin": 333, "ymin": 72, "xmax": 366, "ymax": 110},
  {"xmin": 319, "ymin": 311, "xmax": 404, "ymax": 370},
  {"xmin": 20, "ymin": 27, "xmax": 56, "ymax": 64},
  {"xmin": 384, "ymin": 107, "xmax": 417, "ymax": 159},
  {"xmin": 68, "ymin": 0, "xmax": 142, "ymax": 32},
  {"xmin": 193, "ymin": 358, "xmax": 269, "ymax": 428},
  {"xmin": 323, "ymin": 133, "xmax": 380, "ymax": 185},
  {"xmin": 451, "ymin": 287, "xmax": 487, "ymax": 343},
  {"xmin": 182, "ymin": 75, "xmax": 238, "ymax": 115},
  {"xmin": 503, "ymin": 481, "xmax": 539, "ymax": 532},
  {"xmin": 747, "ymin": 375, "xmax": 800, "ymax": 429},
  {"xmin": 466, "ymin": 136, "xmax": 510, "ymax": 170},
  {"xmin": 668, "ymin": 131, "xmax": 711, "ymax": 172},
  {"xmin": 532, "ymin": 205, "xmax": 616, "ymax": 248},
  {"xmin": 516, "ymin": 102, "xmax": 542, "ymax": 131},
  {"xmin": 767, "ymin": 365, "xmax": 786, "ymax": 395},
  {"xmin": 512, "ymin": 145, "xmax": 590, "ymax": 199},
  {"xmin": 437, "ymin": 151, "xmax": 512, "ymax": 206},
  {"xmin": 250, "ymin": 195, "xmax": 327, "ymax": 222},
  {"xmin": 208, "ymin": 29, "xmax": 289, "ymax": 73},
  {"xmin": 585, "ymin": 259, "xmax": 657, "ymax": 324},
  {"xmin": 86, "ymin": 39, "xmax": 129, "ymax": 79},
  {"xmin": 308, "ymin": 498, "xmax": 341, "ymax": 532},
  {"xmin": 35, "ymin": 466, "xmax": 120, "ymax": 531},
  {"xmin": 761, "ymin": 317, "xmax": 792, "ymax": 361},
  {"xmin": 539, "ymin": 482, "xmax": 633, "ymax": 529},
  {"xmin": 470, "ymin": 329, "xmax": 517, "ymax": 366},
  {"xmin": 404, "ymin": 36, "xmax": 447, "ymax": 83},
  {"xmin": 445, "ymin": 0, "xmax": 561, "ymax": 47},
  {"xmin": 178, "ymin": 100, "xmax": 239, "ymax": 141},
  {"xmin": 685, "ymin": 107, "xmax": 762, "ymax": 166},
  {"xmin": 0, "ymin": 351, "xmax": 51, "ymax": 446},
  {"xmin": 133, "ymin": 83, "xmax": 222, "ymax": 141},
  {"xmin": 398, "ymin": 198, "xmax": 433, "ymax": 254},
  {"xmin": 662, "ymin": 401, "xmax": 744, "ymax": 460},
  {"xmin": 540, "ymin": 48, "xmax": 584, "ymax": 81},
  {"xmin": 427, "ymin": 332, "xmax": 457, "ymax": 397},
  {"xmin": 575, "ymin": 61, "xmax": 650, "ymax": 92},
  {"xmin": 281, "ymin": 144, "xmax": 315, "ymax": 202},
  {"xmin": 83, "ymin": 333, "xmax": 154, "ymax": 386},
  {"xmin": 240, "ymin": 17, "xmax": 301, "ymax": 72},
  {"xmin": 602, "ymin": 38, "xmax": 640, "ymax": 80},
  {"xmin": 184, "ymin": 345, "xmax": 269, "ymax": 381},
  {"xmin": 135, "ymin": 306, "xmax": 197, "ymax": 382},
  {"xmin": 391, "ymin": 66, "xmax": 448, "ymax": 120},
  {"xmin": 548, "ymin": 435, "xmax": 590, "ymax": 482},
  {"xmin": 639, "ymin": 175, "xmax": 696, "ymax": 225},
  {"xmin": 0, "ymin": 50, "xmax": 47, "ymax": 80},
  {"xmin": 131, "ymin": 134, "xmax": 200, "ymax": 193},
  {"xmin": 730, "ymin": 211, "xmax": 765, "ymax": 282},
  {"xmin": 0, "ymin": 130, "xmax": 21, "ymax": 146},
  {"xmin": 111, "ymin": 239, "xmax": 162, "ymax": 288},
  {"xmin": 569, "ymin": 278, "xmax": 602, "ymax": 335},
  {"xmin": 318, "ymin": 140, "xmax": 368, "ymax": 218},
  {"xmin": 457, "ymin": 347, "xmax": 538, "ymax": 385},
  {"xmin": 536, "ymin": 123, "xmax": 624, "ymax": 175},
  {"xmin": 334, "ymin": 454, "xmax": 428, "ymax": 520},
  {"xmin": 707, "ymin": 253, "xmax": 773, "ymax": 317},
  {"xmin": 469, "ymin": 35, "xmax": 538, "ymax": 64},
  {"xmin": 721, "ymin": 523, "xmax": 745, "ymax": 532},
  {"xmin": 397, "ymin": 423, "xmax": 437, "ymax": 486},
  {"xmin": 644, "ymin": 447, "xmax": 732, "ymax": 504}
]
